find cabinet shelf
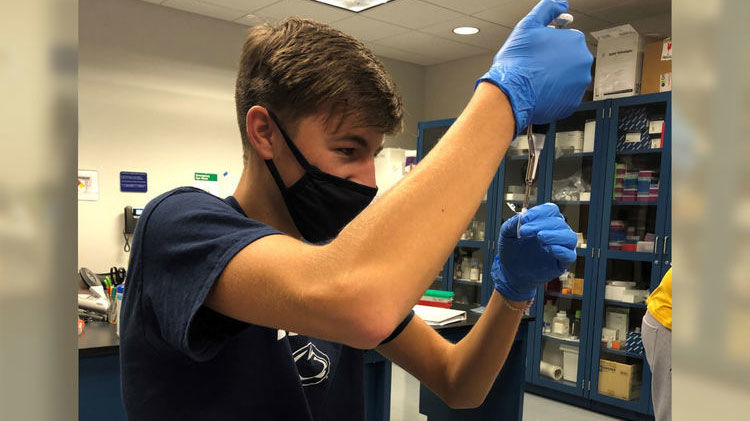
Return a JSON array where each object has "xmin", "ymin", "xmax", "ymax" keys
[
  {"xmin": 615, "ymin": 148, "xmax": 662, "ymax": 155},
  {"xmin": 612, "ymin": 201, "xmax": 657, "ymax": 206},
  {"xmin": 542, "ymin": 334, "xmax": 580, "ymax": 346},
  {"xmin": 457, "ymin": 240, "xmax": 485, "ymax": 248},
  {"xmin": 508, "ymin": 154, "xmax": 529, "ymax": 161},
  {"xmin": 554, "ymin": 200, "xmax": 590, "ymax": 206},
  {"xmin": 454, "ymin": 278, "xmax": 482, "ymax": 287},
  {"xmin": 605, "ymin": 250, "xmax": 655, "ymax": 261},
  {"xmin": 600, "ymin": 347, "xmax": 644, "ymax": 360},
  {"xmin": 556, "ymin": 152, "xmax": 594, "ymax": 160},
  {"xmin": 604, "ymin": 299, "xmax": 647, "ymax": 309},
  {"xmin": 546, "ymin": 291, "xmax": 583, "ymax": 300}
]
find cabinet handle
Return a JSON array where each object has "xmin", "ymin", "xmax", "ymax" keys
[
  {"xmin": 597, "ymin": 248, "xmax": 601, "ymax": 258},
  {"xmin": 654, "ymin": 236, "xmax": 659, "ymax": 254},
  {"xmin": 591, "ymin": 248, "xmax": 595, "ymax": 258},
  {"xmin": 608, "ymin": 107, "xmax": 612, "ymax": 118},
  {"xmin": 663, "ymin": 235, "xmax": 669, "ymax": 255}
]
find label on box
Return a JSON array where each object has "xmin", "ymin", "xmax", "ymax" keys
[
  {"xmin": 660, "ymin": 72, "xmax": 672, "ymax": 92},
  {"xmin": 649, "ymin": 120, "xmax": 665, "ymax": 134},
  {"xmin": 625, "ymin": 132, "xmax": 641, "ymax": 143},
  {"xmin": 661, "ymin": 37, "xmax": 672, "ymax": 61}
]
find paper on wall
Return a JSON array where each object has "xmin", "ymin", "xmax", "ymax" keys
[{"xmin": 78, "ymin": 170, "xmax": 99, "ymax": 201}]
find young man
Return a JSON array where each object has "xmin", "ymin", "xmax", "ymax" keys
[{"xmin": 120, "ymin": 0, "xmax": 593, "ymax": 419}]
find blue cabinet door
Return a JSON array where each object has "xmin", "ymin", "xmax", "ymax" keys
[
  {"xmin": 527, "ymin": 101, "xmax": 611, "ymax": 397},
  {"xmin": 589, "ymin": 92, "xmax": 670, "ymax": 414}
]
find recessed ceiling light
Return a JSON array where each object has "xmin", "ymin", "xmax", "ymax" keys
[
  {"xmin": 313, "ymin": 0, "xmax": 394, "ymax": 13},
  {"xmin": 453, "ymin": 26, "xmax": 480, "ymax": 35}
]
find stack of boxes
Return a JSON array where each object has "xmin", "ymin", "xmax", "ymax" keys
[
  {"xmin": 605, "ymin": 281, "xmax": 650, "ymax": 304},
  {"xmin": 418, "ymin": 289, "xmax": 454, "ymax": 308},
  {"xmin": 614, "ymin": 164, "xmax": 658, "ymax": 202}
]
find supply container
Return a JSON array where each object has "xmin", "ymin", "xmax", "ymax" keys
[
  {"xmin": 559, "ymin": 344, "xmax": 579, "ymax": 382},
  {"xmin": 552, "ymin": 311, "xmax": 570, "ymax": 337}
]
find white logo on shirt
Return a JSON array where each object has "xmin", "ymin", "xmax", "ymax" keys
[{"xmin": 292, "ymin": 343, "xmax": 331, "ymax": 386}]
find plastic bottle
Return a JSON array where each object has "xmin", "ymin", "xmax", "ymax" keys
[
  {"xmin": 552, "ymin": 311, "xmax": 570, "ymax": 337},
  {"xmin": 469, "ymin": 259, "xmax": 479, "ymax": 281},
  {"xmin": 115, "ymin": 285, "xmax": 124, "ymax": 337},
  {"xmin": 571, "ymin": 310, "xmax": 581, "ymax": 339}
]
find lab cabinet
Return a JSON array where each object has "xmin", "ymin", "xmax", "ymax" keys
[
  {"xmin": 417, "ymin": 92, "xmax": 670, "ymax": 420},
  {"xmin": 417, "ymin": 119, "xmax": 500, "ymax": 308}
]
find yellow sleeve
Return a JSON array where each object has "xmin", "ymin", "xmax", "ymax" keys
[{"xmin": 646, "ymin": 268, "xmax": 672, "ymax": 330}]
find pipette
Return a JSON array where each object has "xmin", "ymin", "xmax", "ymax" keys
[{"xmin": 513, "ymin": 13, "xmax": 574, "ymax": 238}]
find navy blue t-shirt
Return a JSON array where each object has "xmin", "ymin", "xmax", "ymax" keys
[{"xmin": 120, "ymin": 187, "xmax": 412, "ymax": 420}]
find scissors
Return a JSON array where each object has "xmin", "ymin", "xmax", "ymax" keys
[{"xmin": 109, "ymin": 267, "xmax": 126, "ymax": 285}]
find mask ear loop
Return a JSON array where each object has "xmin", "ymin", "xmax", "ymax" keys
[{"xmin": 266, "ymin": 110, "xmax": 315, "ymax": 172}]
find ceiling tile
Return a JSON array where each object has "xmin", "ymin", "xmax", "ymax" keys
[
  {"xmin": 418, "ymin": 0, "xmax": 498, "ymax": 15},
  {"xmin": 253, "ymin": 0, "xmax": 354, "ymax": 24},
  {"xmin": 375, "ymin": 30, "xmax": 488, "ymax": 61},
  {"xmin": 473, "ymin": 0, "xmax": 537, "ymax": 28},
  {"xmin": 161, "ymin": 0, "xmax": 249, "ymax": 20},
  {"xmin": 330, "ymin": 15, "xmax": 411, "ymax": 42},
  {"xmin": 204, "ymin": 0, "xmax": 279, "ymax": 11},
  {"xmin": 361, "ymin": 0, "xmax": 465, "ymax": 30},
  {"xmin": 367, "ymin": 42, "xmax": 440, "ymax": 66},
  {"xmin": 234, "ymin": 13, "xmax": 269, "ymax": 26},
  {"xmin": 566, "ymin": 11, "xmax": 614, "ymax": 34},
  {"xmin": 584, "ymin": 0, "xmax": 670, "ymax": 22},
  {"xmin": 629, "ymin": 13, "xmax": 671, "ymax": 39},
  {"xmin": 419, "ymin": 15, "xmax": 511, "ymax": 50}
]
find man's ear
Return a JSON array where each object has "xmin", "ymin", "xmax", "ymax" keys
[{"xmin": 245, "ymin": 106, "xmax": 275, "ymax": 160}]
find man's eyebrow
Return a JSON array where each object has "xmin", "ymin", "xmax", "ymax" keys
[{"xmin": 335, "ymin": 135, "xmax": 384, "ymax": 154}]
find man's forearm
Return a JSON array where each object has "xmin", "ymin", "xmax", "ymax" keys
[
  {"xmin": 327, "ymin": 83, "xmax": 515, "ymax": 329},
  {"xmin": 443, "ymin": 290, "xmax": 524, "ymax": 407}
]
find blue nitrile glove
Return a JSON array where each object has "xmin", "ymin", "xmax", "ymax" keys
[
  {"xmin": 476, "ymin": 0, "xmax": 593, "ymax": 136},
  {"xmin": 491, "ymin": 203, "xmax": 577, "ymax": 301}
]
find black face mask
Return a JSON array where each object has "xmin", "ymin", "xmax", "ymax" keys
[{"xmin": 264, "ymin": 111, "xmax": 378, "ymax": 243}]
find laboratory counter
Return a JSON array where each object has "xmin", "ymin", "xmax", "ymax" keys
[{"xmin": 79, "ymin": 307, "xmax": 533, "ymax": 421}]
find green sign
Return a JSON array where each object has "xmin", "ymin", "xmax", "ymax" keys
[{"xmin": 194, "ymin": 172, "xmax": 217, "ymax": 182}]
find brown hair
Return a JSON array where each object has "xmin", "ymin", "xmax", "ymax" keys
[{"xmin": 235, "ymin": 17, "xmax": 403, "ymax": 162}]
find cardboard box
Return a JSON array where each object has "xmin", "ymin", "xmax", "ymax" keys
[
  {"xmin": 598, "ymin": 360, "xmax": 642, "ymax": 400},
  {"xmin": 592, "ymin": 25, "xmax": 644, "ymax": 100},
  {"xmin": 572, "ymin": 277, "xmax": 584, "ymax": 296},
  {"xmin": 641, "ymin": 38, "xmax": 672, "ymax": 94}
]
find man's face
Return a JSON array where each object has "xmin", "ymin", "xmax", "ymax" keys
[{"xmin": 273, "ymin": 112, "xmax": 385, "ymax": 189}]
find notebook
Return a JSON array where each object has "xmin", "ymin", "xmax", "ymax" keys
[{"xmin": 413, "ymin": 305, "xmax": 467, "ymax": 327}]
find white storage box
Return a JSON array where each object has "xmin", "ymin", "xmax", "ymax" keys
[
  {"xmin": 583, "ymin": 120, "xmax": 596, "ymax": 152},
  {"xmin": 559, "ymin": 344, "xmax": 579, "ymax": 383},
  {"xmin": 592, "ymin": 25, "xmax": 644, "ymax": 100},
  {"xmin": 605, "ymin": 308, "xmax": 629, "ymax": 341},
  {"xmin": 556, "ymin": 130, "xmax": 584, "ymax": 152},
  {"xmin": 605, "ymin": 285, "xmax": 628, "ymax": 301}
]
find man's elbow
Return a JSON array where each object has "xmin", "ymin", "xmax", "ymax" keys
[{"xmin": 347, "ymin": 309, "xmax": 400, "ymax": 349}]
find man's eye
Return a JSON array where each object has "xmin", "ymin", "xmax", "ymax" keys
[{"xmin": 336, "ymin": 148, "xmax": 356, "ymax": 157}]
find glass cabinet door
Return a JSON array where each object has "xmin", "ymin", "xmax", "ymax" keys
[
  {"xmin": 591, "ymin": 94, "xmax": 670, "ymax": 412},
  {"xmin": 533, "ymin": 106, "xmax": 605, "ymax": 394}
]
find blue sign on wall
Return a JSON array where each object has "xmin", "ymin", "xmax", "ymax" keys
[{"xmin": 120, "ymin": 171, "xmax": 147, "ymax": 192}]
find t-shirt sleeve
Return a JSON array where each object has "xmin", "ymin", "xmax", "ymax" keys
[{"xmin": 139, "ymin": 190, "xmax": 281, "ymax": 361}]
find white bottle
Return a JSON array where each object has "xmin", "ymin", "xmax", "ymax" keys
[
  {"xmin": 469, "ymin": 259, "xmax": 479, "ymax": 281},
  {"xmin": 552, "ymin": 311, "xmax": 570, "ymax": 337}
]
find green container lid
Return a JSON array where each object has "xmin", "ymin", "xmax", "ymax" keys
[
  {"xmin": 575, "ymin": 310, "xmax": 582, "ymax": 317},
  {"xmin": 423, "ymin": 289, "xmax": 454, "ymax": 299}
]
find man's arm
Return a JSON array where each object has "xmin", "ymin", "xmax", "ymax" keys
[
  {"xmin": 206, "ymin": 85, "xmax": 514, "ymax": 348},
  {"xmin": 376, "ymin": 290, "xmax": 524, "ymax": 409}
]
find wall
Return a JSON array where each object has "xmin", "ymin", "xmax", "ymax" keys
[
  {"xmin": 78, "ymin": 0, "xmax": 426, "ymax": 270},
  {"xmin": 423, "ymin": 53, "xmax": 494, "ymax": 121}
]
